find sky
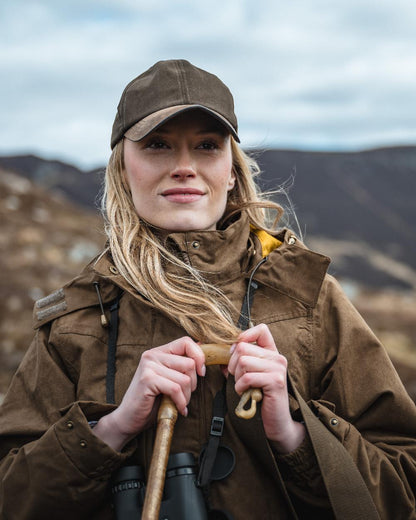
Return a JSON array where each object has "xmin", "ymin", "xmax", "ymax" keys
[{"xmin": 1, "ymin": 0, "xmax": 416, "ymax": 169}]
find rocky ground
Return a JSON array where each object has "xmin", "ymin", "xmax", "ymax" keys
[
  {"xmin": 353, "ymin": 288, "xmax": 416, "ymax": 400},
  {"xmin": 1, "ymin": 167, "xmax": 415, "ymax": 403},
  {"xmin": 0, "ymin": 170, "xmax": 105, "ymax": 398}
]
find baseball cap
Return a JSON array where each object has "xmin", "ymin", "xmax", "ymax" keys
[{"xmin": 111, "ymin": 59, "xmax": 239, "ymax": 149}]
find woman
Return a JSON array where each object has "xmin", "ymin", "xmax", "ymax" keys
[{"xmin": 0, "ymin": 59, "xmax": 415, "ymax": 519}]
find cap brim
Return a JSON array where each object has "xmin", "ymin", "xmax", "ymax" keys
[{"xmin": 124, "ymin": 104, "xmax": 240, "ymax": 143}]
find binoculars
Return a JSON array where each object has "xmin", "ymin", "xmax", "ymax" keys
[{"xmin": 111, "ymin": 452, "xmax": 208, "ymax": 520}]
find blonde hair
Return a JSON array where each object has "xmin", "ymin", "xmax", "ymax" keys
[{"xmin": 101, "ymin": 138, "xmax": 283, "ymax": 344}]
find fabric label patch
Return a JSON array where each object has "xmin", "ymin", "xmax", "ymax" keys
[
  {"xmin": 36, "ymin": 301, "xmax": 68, "ymax": 321},
  {"xmin": 36, "ymin": 288, "xmax": 65, "ymax": 309}
]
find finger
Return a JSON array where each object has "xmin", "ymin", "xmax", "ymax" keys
[
  {"xmin": 154, "ymin": 363, "xmax": 194, "ymax": 402},
  {"xmin": 140, "ymin": 358, "xmax": 194, "ymax": 402},
  {"xmin": 148, "ymin": 376, "xmax": 190, "ymax": 416},
  {"xmin": 228, "ymin": 340, "xmax": 277, "ymax": 375},
  {"xmin": 151, "ymin": 351, "xmax": 199, "ymax": 391},
  {"xmin": 228, "ymin": 346, "xmax": 269, "ymax": 376},
  {"xmin": 234, "ymin": 370, "xmax": 287, "ymax": 397},
  {"xmin": 237, "ymin": 323, "xmax": 277, "ymax": 351},
  {"xmin": 233, "ymin": 353, "xmax": 285, "ymax": 382},
  {"xmin": 162, "ymin": 337, "xmax": 206, "ymax": 377}
]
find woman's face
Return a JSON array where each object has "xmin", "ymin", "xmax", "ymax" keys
[{"xmin": 123, "ymin": 110, "xmax": 235, "ymax": 232}]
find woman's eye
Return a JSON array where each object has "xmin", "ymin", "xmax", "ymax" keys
[
  {"xmin": 146, "ymin": 139, "xmax": 169, "ymax": 149},
  {"xmin": 198, "ymin": 140, "xmax": 219, "ymax": 150}
]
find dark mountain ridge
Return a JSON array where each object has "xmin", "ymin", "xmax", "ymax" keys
[
  {"xmin": 255, "ymin": 146, "xmax": 416, "ymax": 288},
  {"xmin": 1, "ymin": 146, "xmax": 415, "ymax": 290},
  {"xmin": 0, "ymin": 154, "xmax": 104, "ymax": 211}
]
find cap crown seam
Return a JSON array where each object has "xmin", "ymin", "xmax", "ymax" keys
[{"xmin": 176, "ymin": 60, "xmax": 189, "ymax": 104}]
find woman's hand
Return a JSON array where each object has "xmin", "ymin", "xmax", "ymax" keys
[
  {"xmin": 92, "ymin": 337, "xmax": 206, "ymax": 451},
  {"xmin": 227, "ymin": 324, "xmax": 305, "ymax": 454}
]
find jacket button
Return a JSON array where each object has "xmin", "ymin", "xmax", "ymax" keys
[
  {"xmin": 330, "ymin": 418, "xmax": 339, "ymax": 427},
  {"xmin": 66, "ymin": 421, "xmax": 74, "ymax": 429},
  {"xmin": 109, "ymin": 266, "xmax": 118, "ymax": 275},
  {"xmin": 80, "ymin": 440, "xmax": 88, "ymax": 448},
  {"xmin": 191, "ymin": 241, "xmax": 200, "ymax": 249},
  {"xmin": 288, "ymin": 236, "xmax": 296, "ymax": 245}
]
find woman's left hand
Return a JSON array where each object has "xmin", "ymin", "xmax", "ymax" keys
[{"xmin": 227, "ymin": 323, "xmax": 306, "ymax": 454}]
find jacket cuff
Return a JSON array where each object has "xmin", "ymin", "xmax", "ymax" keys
[
  {"xmin": 271, "ymin": 431, "xmax": 321, "ymax": 482},
  {"xmin": 273, "ymin": 399, "xmax": 351, "ymax": 485},
  {"xmin": 54, "ymin": 401, "xmax": 137, "ymax": 480}
]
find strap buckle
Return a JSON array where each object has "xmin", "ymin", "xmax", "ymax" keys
[{"xmin": 210, "ymin": 416, "xmax": 224, "ymax": 436}]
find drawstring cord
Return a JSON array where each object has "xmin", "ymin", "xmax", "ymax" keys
[{"xmin": 93, "ymin": 281, "xmax": 109, "ymax": 327}]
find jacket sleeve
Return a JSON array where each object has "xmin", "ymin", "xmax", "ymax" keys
[
  {"xmin": 0, "ymin": 326, "xmax": 136, "ymax": 520},
  {"xmin": 278, "ymin": 275, "xmax": 416, "ymax": 518}
]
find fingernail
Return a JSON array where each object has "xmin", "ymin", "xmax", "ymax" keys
[
  {"xmin": 230, "ymin": 343, "xmax": 236, "ymax": 354},
  {"xmin": 201, "ymin": 364, "xmax": 206, "ymax": 377},
  {"xmin": 183, "ymin": 407, "xmax": 188, "ymax": 417}
]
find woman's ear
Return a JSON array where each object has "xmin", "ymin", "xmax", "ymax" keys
[{"xmin": 227, "ymin": 171, "xmax": 236, "ymax": 191}]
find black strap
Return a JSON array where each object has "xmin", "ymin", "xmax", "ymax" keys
[
  {"xmin": 237, "ymin": 256, "xmax": 267, "ymax": 331},
  {"xmin": 198, "ymin": 271, "xmax": 261, "ymax": 490},
  {"xmin": 237, "ymin": 280, "xmax": 258, "ymax": 331},
  {"xmin": 197, "ymin": 274, "xmax": 260, "ymax": 493},
  {"xmin": 106, "ymin": 296, "xmax": 121, "ymax": 404},
  {"xmin": 197, "ymin": 383, "xmax": 227, "ymax": 490}
]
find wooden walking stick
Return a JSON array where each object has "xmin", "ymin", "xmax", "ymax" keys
[{"xmin": 141, "ymin": 343, "xmax": 262, "ymax": 520}]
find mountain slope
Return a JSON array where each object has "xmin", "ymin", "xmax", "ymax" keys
[
  {"xmin": 0, "ymin": 154, "xmax": 103, "ymax": 211},
  {"xmin": 1, "ymin": 147, "xmax": 416, "ymax": 289},
  {"xmin": 0, "ymin": 169, "xmax": 104, "ymax": 395},
  {"xmin": 255, "ymin": 146, "xmax": 416, "ymax": 289}
]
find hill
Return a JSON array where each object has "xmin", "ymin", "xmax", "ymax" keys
[
  {"xmin": 0, "ymin": 169, "xmax": 104, "ymax": 396},
  {"xmin": 0, "ymin": 154, "xmax": 103, "ymax": 211},
  {"xmin": 1, "ymin": 147, "xmax": 415, "ymax": 290},
  {"xmin": 255, "ymin": 146, "xmax": 416, "ymax": 290}
]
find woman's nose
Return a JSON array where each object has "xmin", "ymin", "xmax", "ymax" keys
[{"xmin": 170, "ymin": 148, "xmax": 196, "ymax": 179}]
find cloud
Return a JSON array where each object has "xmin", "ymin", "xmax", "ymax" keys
[{"xmin": 1, "ymin": 1, "xmax": 416, "ymax": 167}]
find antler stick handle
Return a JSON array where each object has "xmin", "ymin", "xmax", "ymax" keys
[{"xmin": 141, "ymin": 343, "xmax": 262, "ymax": 519}]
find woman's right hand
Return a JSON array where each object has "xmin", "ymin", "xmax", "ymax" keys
[{"xmin": 91, "ymin": 337, "xmax": 206, "ymax": 451}]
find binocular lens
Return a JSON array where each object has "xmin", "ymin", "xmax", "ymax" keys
[{"xmin": 111, "ymin": 453, "xmax": 208, "ymax": 520}]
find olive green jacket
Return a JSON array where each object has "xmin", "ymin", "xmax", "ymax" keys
[{"xmin": 1, "ymin": 216, "xmax": 416, "ymax": 519}]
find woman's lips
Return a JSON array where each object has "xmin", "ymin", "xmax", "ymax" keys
[{"xmin": 161, "ymin": 188, "xmax": 205, "ymax": 203}]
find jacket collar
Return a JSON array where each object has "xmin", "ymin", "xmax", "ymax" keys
[
  {"xmin": 34, "ymin": 216, "xmax": 331, "ymax": 329},
  {"xmin": 92, "ymin": 213, "xmax": 253, "ymax": 291},
  {"xmin": 164, "ymin": 214, "xmax": 253, "ymax": 281},
  {"xmin": 93, "ymin": 214, "xmax": 331, "ymax": 308}
]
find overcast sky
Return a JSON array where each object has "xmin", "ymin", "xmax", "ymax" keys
[{"xmin": 1, "ymin": 1, "xmax": 416, "ymax": 169}]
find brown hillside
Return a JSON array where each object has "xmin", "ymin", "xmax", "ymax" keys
[{"xmin": 0, "ymin": 169, "xmax": 105, "ymax": 395}]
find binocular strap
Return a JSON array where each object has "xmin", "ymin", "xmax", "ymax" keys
[{"xmin": 197, "ymin": 382, "xmax": 228, "ymax": 490}]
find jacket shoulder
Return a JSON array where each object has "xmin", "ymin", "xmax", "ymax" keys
[
  {"xmin": 256, "ymin": 229, "xmax": 332, "ymax": 308},
  {"xmin": 32, "ymin": 252, "xmax": 120, "ymax": 329}
]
